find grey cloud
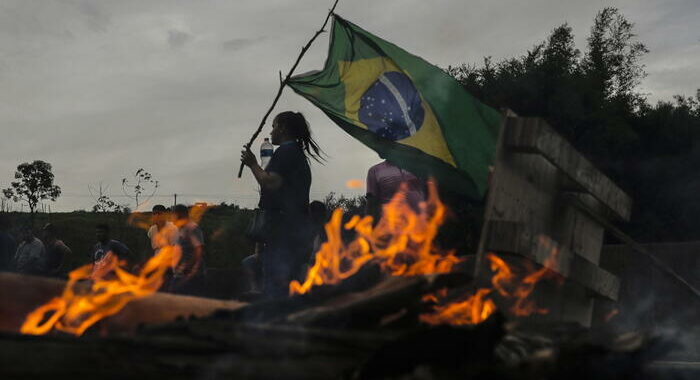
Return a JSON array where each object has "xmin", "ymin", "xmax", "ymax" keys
[
  {"xmin": 221, "ymin": 36, "xmax": 266, "ymax": 51},
  {"xmin": 168, "ymin": 30, "xmax": 192, "ymax": 49},
  {"xmin": 75, "ymin": 1, "xmax": 111, "ymax": 33}
]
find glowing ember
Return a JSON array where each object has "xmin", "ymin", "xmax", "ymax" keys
[
  {"xmin": 345, "ymin": 179, "xmax": 364, "ymax": 189},
  {"xmin": 21, "ymin": 203, "xmax": 210, "ymax": 336},
  {"xmin": 419, "ymin": 288, "xmax": 497, "ymax": 326},
  {"xmin": 290, "ymin": 182, "xmax": 461, "ymax": 295},
  {"xmin": 604, "ymin": 308, "xmax": 620, "ymax": 322}
]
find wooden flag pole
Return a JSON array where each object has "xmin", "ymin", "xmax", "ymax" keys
[{"xmin": 237, "ymin": 0, "xmax": 340, "ymax": 178}]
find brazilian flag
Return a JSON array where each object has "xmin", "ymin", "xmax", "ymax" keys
[{"xmin": 288, "ymin": 15, "xmax": 502, "ymax": 199}]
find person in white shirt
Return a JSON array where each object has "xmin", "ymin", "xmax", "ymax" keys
[{"xmin": 147, "ymin": 204, "xmax": 179, "ymax": 256}]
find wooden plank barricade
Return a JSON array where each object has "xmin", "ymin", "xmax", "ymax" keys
[{"xmin": 476, "ymin": 115, "xmax": 632, "ymax": 327}]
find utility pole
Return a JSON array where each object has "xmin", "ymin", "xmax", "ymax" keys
[{"xmin": 173, "ymin": 194, "xmax": 177, "ymax": 207}]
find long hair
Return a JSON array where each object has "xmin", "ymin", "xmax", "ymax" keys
[{"xmin": 274, "ymin": 111, "xmax": 325, "ymax": 162}]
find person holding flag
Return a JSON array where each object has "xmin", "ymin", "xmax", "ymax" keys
[{"xmin": 240, "ymin": 111, "xmax": 323, "ymax": 298}]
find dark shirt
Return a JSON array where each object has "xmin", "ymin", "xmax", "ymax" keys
[
  {"xmin": 46, "ymin": 240, "xmax": 71, "ymax": 275},
  {"xmin": 259, "ymin": 141, "xmax": 311, "ymax": 216},
  {"xmin": 0, "ymin": 232, "xmax": 16, "ymax": 271},
  {"xmin": 91, "ymin": 239, "xmax": 131, "ymax": 265}
]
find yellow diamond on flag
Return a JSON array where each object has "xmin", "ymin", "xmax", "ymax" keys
[{"xmin": 339, "ymin": 57, "xmax": 457, "ymax": 167}]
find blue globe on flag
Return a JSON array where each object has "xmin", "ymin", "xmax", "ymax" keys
[{"xmin": 358, "ymin": 71, "xmax": 425, "ymax": 141}]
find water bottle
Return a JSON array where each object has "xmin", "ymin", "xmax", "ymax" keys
[{"xmin": 260, "ymin": 138, "xmax": 274, "ymax": 168}]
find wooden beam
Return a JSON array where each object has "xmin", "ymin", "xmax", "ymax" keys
[
  {"xmin": 283, "ymin": 273, "xmax": 472, "ymax": 328},
  {"xmin": 504, "ymin": 117, "xmax": 632, "ymax": 221},
  {"xmin": 566, "ymin": 194, "xmax": 700, "ymax": 300},
  {"xmin": 483, "ymin": 221, "xmax": 619, "ymax": 300}
]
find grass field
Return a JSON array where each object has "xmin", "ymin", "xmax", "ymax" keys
[{"xmin": 3, "ymin": 205, "xmax": 256, "ymax": 277}]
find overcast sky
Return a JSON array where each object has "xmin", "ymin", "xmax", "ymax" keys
[{"xmin": 0, "ymin": 0, "xmax": 698, "ymax": 212}]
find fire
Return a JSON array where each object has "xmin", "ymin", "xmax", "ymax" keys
[
  {"xmin": 21, "ymin": 203, "xmax": 210, "ymax": 336},
  {"xmin": 419, "ymin": 288, "xmax": 497, "ymax": 326},
  {"xmin": 290, "ymin": 182, "xmax": 461, "ymax": 295},
  {"xmin": 419, "ymin": 249, "xmax": 563, "ymax": 326},
  {"xmin": 290, "ymin": 180, "xmax": 561, "ymax": 326},
  {"xmin": 21, "ymin": 246, "xmax": 180, "ymax": 336}
]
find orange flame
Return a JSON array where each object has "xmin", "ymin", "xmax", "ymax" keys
[
  {"xmin": 290, "ymin": 179, "xmax": 561, "ymax": 326},
  {"xmin": 21, "ymin": 246, "xmax": 180, "ymax": 336},
  {"xmin": 21, "ymin": 203, "xmax": 210, "ymax": 336},
  {"xmin": 419, "ymin": 247, "xmax": 563, "ymax": 326},
  {"xmin": 486, "ymin": 252, "xmax": 552, "ymax": 316},
  {"xmin": 419, "ymin": 288, "xmax": 496, "ymax": 326},
  {"xmin": 290, "ymin": 181, "xmax": 461, "ymax": 295}
]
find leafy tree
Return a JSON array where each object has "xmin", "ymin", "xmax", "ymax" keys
[
  {"xmin": 2, "ymin": 160, "xmax": 61, "ymax": 215},
  {"xmin": 583, "ymin": 8, "xmax": 648, "ymax": 106},
  {"xmin": 121, "ymin": 168, "xmax": 159, "ymax": 210}
]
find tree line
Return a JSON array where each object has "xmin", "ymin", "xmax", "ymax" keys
[{"xmin": 448, "ymin": 7, "xmax": 700, "ymax": 241}]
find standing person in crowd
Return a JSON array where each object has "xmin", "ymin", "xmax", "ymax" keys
[
  {"xmin": 14, "ymin": 225, "xmax": 48, "ymax": 275},
  {"xmin": 0, "ymin": 215, "xmax": 16, "ymax": 272},
  {"xmin": 147, "ymin": 204, "xmax": 178, "ymax": 256},
  {"xmin": 169, "ymin": 204, "xmax": 205, "ymax": 294},
  {"xmin": 90, "ymin": 224, "xmax": 132, "ymax": 276},
  {"xmin": 365, "ymin": 157, "xmax": 427, "ymax": 220},
  {"xmin": 240, "ymin": 111, "xmax": 323, "ymax": 298},
  {"xmin": 41, "ymin": 223, "xmax": 72, "ymax": 277}
]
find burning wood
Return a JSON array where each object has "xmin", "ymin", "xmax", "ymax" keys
[
  {"xmin": 291, "ymin": 182, "xmax": 463, "ymax": 295},
  {"xmin": 419, "ymin": 287, "xmax": 497, "ymax": 326},
  {"xmin": 21, "ymin": 244, "xmax": 181, "ymax": 335},
  {"xmin": 19, "ymin": 203, "xmax": 221, "ymax": 336},
  {"xmin": 419, "ymin": 250, "xmax": 564, "ymax": 326},
  {"xmin": 290, "ymin": 182, "xmax": 563, "ymax": 328},
  {"xmin": 0, "ymin": 272, "xmax": 245, "ymax": 335}
]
